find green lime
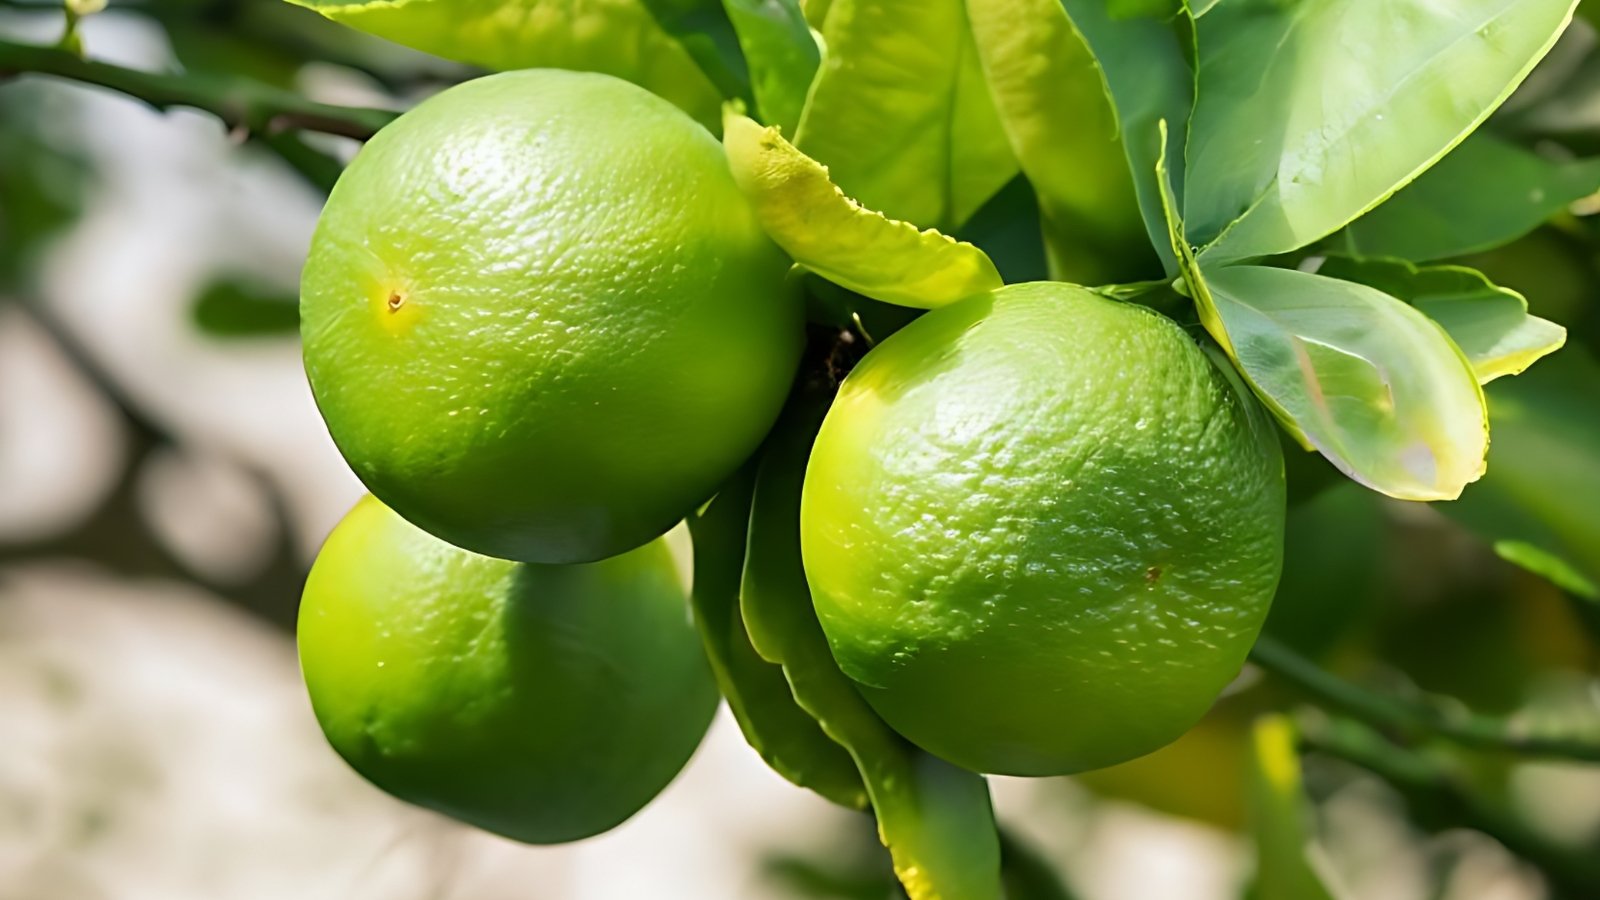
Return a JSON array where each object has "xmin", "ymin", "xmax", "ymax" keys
[
  {"xmin": 300, "ymin": 70, "xmax": 802, "ymax": 564},
  {"xmin": 298, "ymin": 495, "xmax": 718, "ymax": 844},
  {"xmin": 801, "ymin": 283, "xmax": 1285, "ymax": 776}
]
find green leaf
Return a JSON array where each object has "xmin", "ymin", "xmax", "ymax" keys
[
  {"xmin": 191, "ymin": 278, "xmax": 299, "ymax": 338},
  {"xmin": 1185, "ymin": 0, "xmax": 1580, "ymax": 264},
  {"xmin": 724, "ymin": 110, "xmax": 1003, "ymax": 309},
  {"xmin": 1338, "ymin": 134, "xmax": 1600, "ymax": 262},
  {"xmin": 722, "ymin": 0, "xmax": 820, "ymax": 133},
  {"xmin": 1441, "ymin": 347, "xmax": 1600, "ymax": 599},
  {"xmin": 1159, "ymin": 142, "xmax": 1490, "ymax": 502},
  {"xmin": 793, "ymin": 0, "xmax": 1017, "ymax": 231},
  {"xmin": 1060, "ymin": 0, "xmax": 1195, "ymax": 276},
  {"xmin": 966, "ymin": 0, "xmax": 1157, "ymax": 284},
  {"xmin": 287, "ymin": 0, "xmax": 730, "ymax": 129},
  {"xmin": 1496, "ymin": 540, "xmax": 1599, "ymax": 597},
  {"xmin": 1314, "ymin": 257, "xmax": 1567, "ymax": 384},
  {"xmin": 687, "ymin": 467, "xmax": 870, "ymax": 811},
  {"xmin": 1200, "ymin": 266, "xmax": 1489, "ymax": 502},
  {"xmin": 1160, "ymin": 144, "xmax": 1491, "ymax": 502},
  {"xmin": 741, "ymin": 385, "xmax": 1003, "ymax": 900},
  {"xmin": 1246, "ymin": 716, "xmax": 1338, "ymax": 900}
]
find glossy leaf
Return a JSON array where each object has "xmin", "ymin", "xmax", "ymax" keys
[
  {"xmin": 1247, "ymin": 716, "xmax": 1338, "ymax": 900},
  {"xmin": 722, "ymin": 0, "xmax": 819, "ymax": 133},
  {"xmin": 1338, "ymin": 134, "xmax": 1600, "ymax": 262},
  {"xmin": 1159, "ymin": 146, "xmax": 1490, "ymax": 502},
  {"xmin": 688, "ymin": 469, "xmax": 870, "ymax": 811},
  {"xmin": 1201, "ymin": 265, "xmax": 1489, "ymax": 501},
  {"xmin": 1442, "ymin": 347, "xmax": 1600, "ymax": 598},
  {"xmin": 724, "ymin": 110, "xmax": 1003, "ymax": 308},
  {"xmin": 1060, "ymin": 0, "xmax": 1194, "ymax": 275},
  {"xmin": 742, "ymin": 386, "xmax": 1003, "ymax": 900},
  {"xmin": 966, "ymin": 0, "xmax": 1156, "ymax": 283},
  {"xmin": 288, "ymin": 0, "xmax": 729, "ymax": 128},
  {"xmin": 793, "ymin": 0, "xmax": 1016, "ymax": 231},
  {"xmin": 1185, "ymin": 0, "xmax": 1580, "ymax": 264},
  {"xmin": 1315, "ymin": 257, "xmax": 1567, "ymax": 384}
]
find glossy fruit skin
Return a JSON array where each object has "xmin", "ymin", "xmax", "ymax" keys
[
  {"xmin": 300, "ymin": 69, "xmax": 803, "ymax": 564},
  {"xmin": 801, "ymin": 283, "xmax": 1286, "ymax": 777},
  {"xmin": 298, "ymin": 495, "xmax": 718, "ymax": 844}
]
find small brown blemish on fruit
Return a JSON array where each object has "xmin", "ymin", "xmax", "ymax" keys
[
  {"xmin": 386, "ymin": 291, "xmax": 405, "ymax": 313},
  {"xmin": 1145, "ymin": 565, "xmax": 1162, "ymax": 585}
]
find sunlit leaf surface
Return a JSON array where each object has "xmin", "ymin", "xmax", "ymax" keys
[
  {"xmin": 794, "ymin": 0, "xmax": 1016, "ymax": 231},
  {"xmin": 1186, "ymin": 0, "xmax": 1579, "ymax": 264}
]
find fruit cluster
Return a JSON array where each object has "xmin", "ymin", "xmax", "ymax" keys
[{"xmin": 298, "ymin": 70, "xmax": 1285, "ymax": 844}]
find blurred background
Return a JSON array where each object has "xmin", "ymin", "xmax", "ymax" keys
[{"xmin": 2, "ymin": 2, "xmax": 1599, "ymax": 898}]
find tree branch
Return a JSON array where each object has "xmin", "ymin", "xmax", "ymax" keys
[
  {"xmin": 0, "ymin": 35, "xmax": 397, "ymax": 140},
  {"xmin": 1250, "ymin": 634, "xmax": 1600, "ymax": 762},
  {"xmin": 1300, "ymin": 716, "xmax": 1600, "ymax": 897}
]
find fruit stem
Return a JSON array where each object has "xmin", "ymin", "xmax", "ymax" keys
[
  {"xmin": 0, "ymin": 36, "xmax": 395, "ymax": 190},
  {"xmin": 1299, "ymin": 715, "xmax": 1600, "ymax": 895}
]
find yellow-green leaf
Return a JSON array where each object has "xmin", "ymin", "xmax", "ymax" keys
[
  {"xmin": 801, "ymin": 0, "xmax": 832, "ymax": 28},
  {"xmin": 288, "ymin": 0, "xmax": 727, "ymax": 129},
  {"xmin": 1316, "ymin": 257, "xmax": 1567, "ymax": 384},
  {"xmin": 794, "ymin": 0, "xmax": 1017, "ymax": 232},
  {"xmin": 724, "ymin": 110, "xmax": 1003, "ymax": 308},
  {"xmin": 742, "ymin": 386, "xmax": 1003, "ymax": 900},
  {"xmin": 966, "ymin": 0, "xmax": 1156, "ymax": 284}
]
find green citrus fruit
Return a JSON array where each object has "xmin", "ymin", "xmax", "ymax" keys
[
  {"xmin": 300, "ymin": 70, "xmax": 802, "ymax": 564},
  {"xmin": 298, "ymin": 495, "xmax": 718, "ymax": 844},
  {"xmin": 801, "ymin": 283, "xmax": 1286, "ymax": 776}
]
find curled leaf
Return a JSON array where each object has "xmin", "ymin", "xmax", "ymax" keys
[
  {"xmin": 1201, "ymin": 265, "xmax": 1489, "ymax": 502},
  {"xmin": 724, "ymin": 109, "xmax": 1003, "ymax": 309},
  {"xmin": 1157, "ymin": 129, "xmax": 1490, "ymax": 502}
]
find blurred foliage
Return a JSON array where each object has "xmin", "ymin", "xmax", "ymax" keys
[
  {"xmin": 190, "ymin": 277, "xmax": 298, "ymax": 338},
  {"xmin": 0, "ymin": 88, "xmax": 92, "ymax": 287}
]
